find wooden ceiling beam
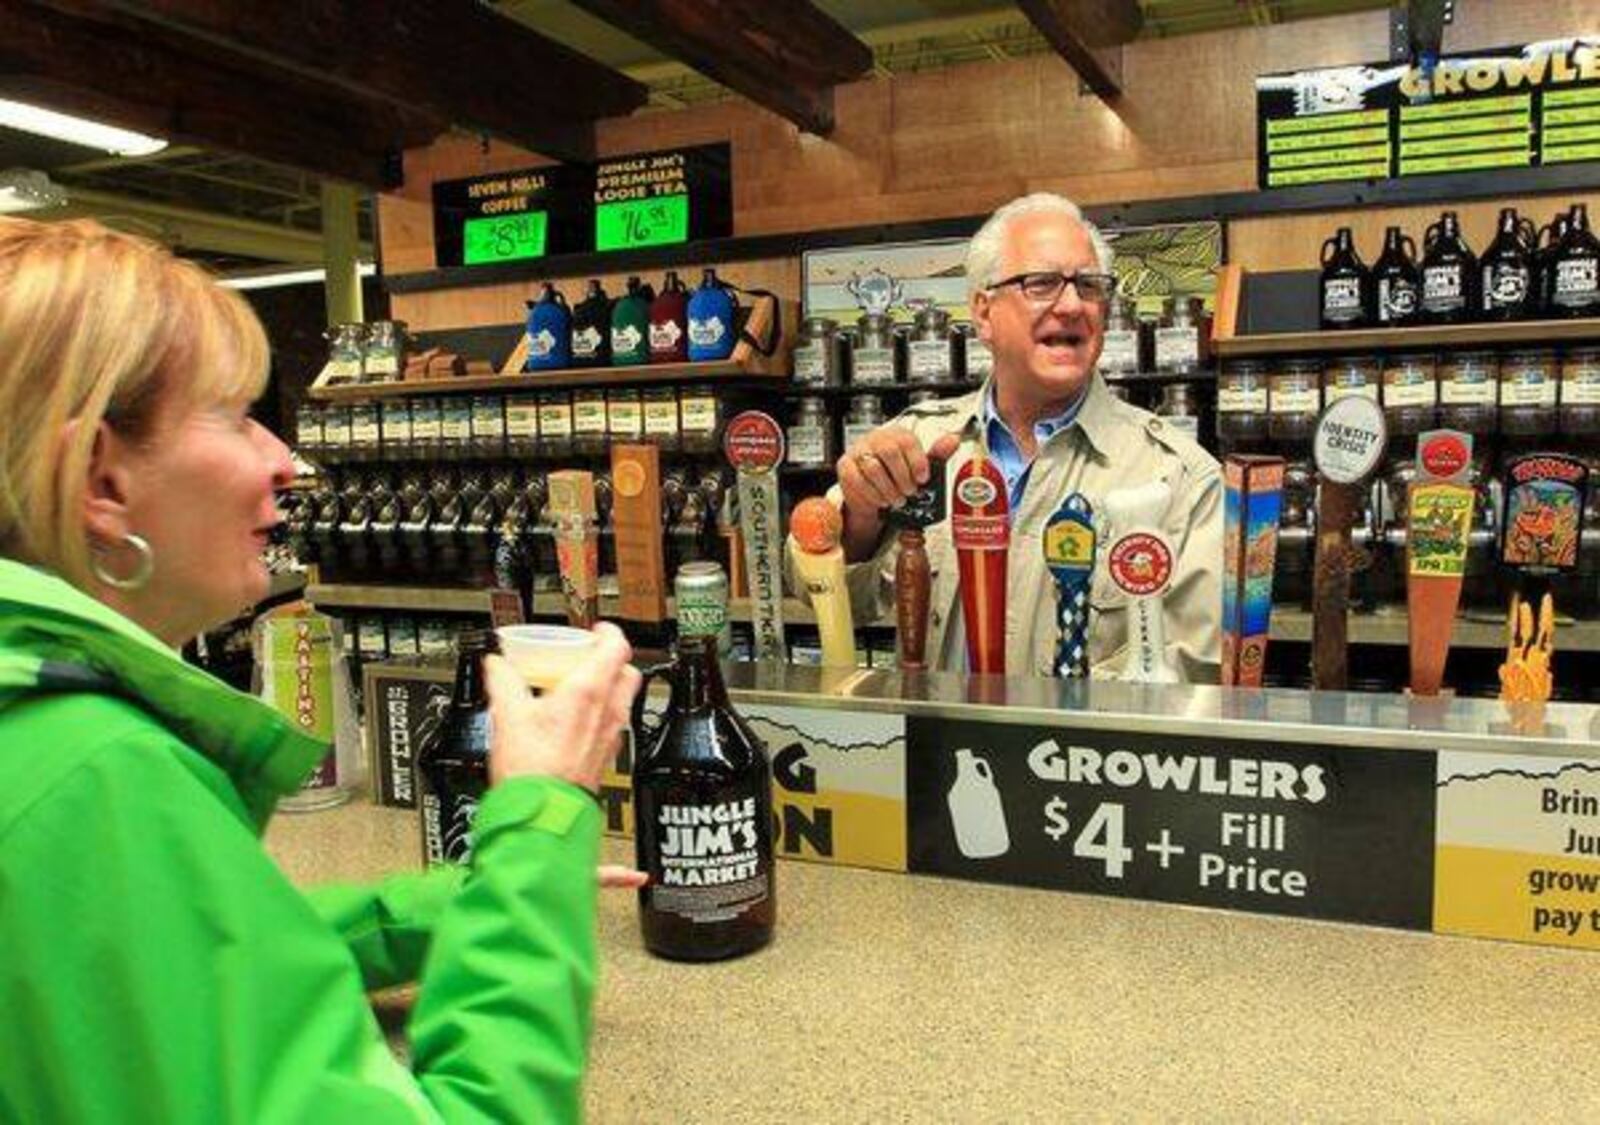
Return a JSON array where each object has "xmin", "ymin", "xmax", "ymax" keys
[
  {"xmin": 29, "ymin": 0, "xmax": 648, "ymax": 163},
  {"xmin": 2, "ymin": 0, "xmax": 437, "ymax": 188},
  {"xmin": 1015, "ymin": 0, "xmax": 1144, "ymax": 99},
  {"xmin": 568, "ymin": 0, "xmax": 874, "ymax": 135}
]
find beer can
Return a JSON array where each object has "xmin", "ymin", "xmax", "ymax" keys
[{"xmin": 675, "ymin": 561, "xmax": 732, "ymax": 656}]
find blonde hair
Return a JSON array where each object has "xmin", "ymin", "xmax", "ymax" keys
[{"xmin": 0, "ymin": 217, "xmax": 269, "ymax": 588}]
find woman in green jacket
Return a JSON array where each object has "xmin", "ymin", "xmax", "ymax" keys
[{"xmin": 0, "ymin": 216, "xmax": 641, "ymax": 1123}]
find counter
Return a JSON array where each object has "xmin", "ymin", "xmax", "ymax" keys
[{"xmin": 268, "ymin": 801, "xmax": 1600, "ymax": 1123}]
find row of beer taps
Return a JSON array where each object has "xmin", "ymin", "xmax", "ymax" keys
[{"xmin": 288, "ymin": 464, "xmax": 736, "ymax": 591}]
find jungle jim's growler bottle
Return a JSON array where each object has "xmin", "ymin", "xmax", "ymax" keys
[
  {"xmin": 570, "ymin": 280, "xmax": 613, "ymax": 368},
  {"xmin": 611, "ymin": 275, "xmax": 655, "ymax": 366},
  {"xmin": 1550, "ymin": 203, "xmax": 1600, "ymax": 319},
  {"xmin": 1535, "ymin": 210, "xmax": 1571, "ymax": 315},
  {"xmin": 523, "ymin": 283, "xmax": 571, "ymax": 371},
  {"xmin": 633, "ymin": 634, "xmax": 775, "ymax": 960},
  {"xmin": 1373, "ymin": 226, "xmax": 1422, "ymax": 327},
  {"xmin": 1319, "ymin": 226, "xmax": 1370, "ymax": 329},
  {"xmin": 417, "ymin": 629, "xmax": 498, "ymax": 867},
  {"xmin": 687, "ymin": 268, "xmax": 738, "ymax": 361},
  {"xmin": 1479, "ymin": 207, "xmax": 1535, "ymax": 321},
  {"xmin": 1421, "ymin": 210, "xmax": 1475, "ymax": 324},
  {"xmin": 649, "ymin": 269, "xmax": 691, "ymax": 363}
]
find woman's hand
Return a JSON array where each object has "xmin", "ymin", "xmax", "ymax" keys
[{"xmin": 482, "ymin": 621, "xmax": 642, "ymax": 791}]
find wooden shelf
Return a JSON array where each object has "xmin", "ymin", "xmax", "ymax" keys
[
  {"xmin": 310, "ymin": 298, "xmax": 795, "ymax": 403},
  {"xmin": 309, "ymin": 360, "xmax": 786, "ymax": 403},
  {"xmin": 1217, "ymin": 317, "xmax": 1600, "ymax": 359}
]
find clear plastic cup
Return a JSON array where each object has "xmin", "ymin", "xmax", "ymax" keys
[{"xmin": 496, "ymin": 624, "xmax": 598, "ymax": 692}]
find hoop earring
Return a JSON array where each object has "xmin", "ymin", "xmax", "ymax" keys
[{"xmin": 91, "ymin": 532, "xmax": 155, "ymax": 591}]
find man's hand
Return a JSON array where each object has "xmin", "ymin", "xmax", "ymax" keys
[{"xmin": 836, "ymin": 427, "xmax": 961, "ymax": 561}]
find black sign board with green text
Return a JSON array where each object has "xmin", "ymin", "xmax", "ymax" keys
[
  {"xmin": 1257, "ymin": 37, "xmax": 1600, "ymax": 189},
  {"xmin": 431, "ymin": 143, "xmax": 732, "ymax": 268}
]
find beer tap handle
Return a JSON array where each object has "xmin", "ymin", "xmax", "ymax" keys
[
  {"xmin": 1043, "ymin": 492, "xmax": 1095, "ymax": 679},
  {"xmin": 1103, "ymin": 481, "xmax": 1178, "ymax": 684}
]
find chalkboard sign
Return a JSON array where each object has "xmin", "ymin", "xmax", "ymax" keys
[
  {"xmin": 1257, "ymin": 38, "xmax": 1600, "ymax": 189},
  {"xmin": 432, "ymin": 143, "xmax": 732, "ymax": 267}
]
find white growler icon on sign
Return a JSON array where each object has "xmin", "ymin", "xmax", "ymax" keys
[{"xmin": 948, "ymin": 749, "xmax": 1010, "ymax": 858}]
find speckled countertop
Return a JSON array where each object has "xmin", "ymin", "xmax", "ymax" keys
[{"xmin": 267, "ymin": 800, "xmax": 1600, "ymax": 1124}]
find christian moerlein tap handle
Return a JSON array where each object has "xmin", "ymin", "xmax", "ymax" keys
[{"xmin": 1043, "ymin": 492, "xmax": 1095, "ymax": 679}]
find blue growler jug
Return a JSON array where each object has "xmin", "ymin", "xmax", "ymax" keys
[
  {"xmin": 523, "ymin": 283, "xmax": 571, "ymax": 371},
  {"xmin": 687, "ymin": 268, "xmax": 737, "ymax": 361}
]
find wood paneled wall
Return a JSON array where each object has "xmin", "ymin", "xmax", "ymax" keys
[{"xmin": 382, "ymin": 0, "xmax": 1596, "ymax": 331}]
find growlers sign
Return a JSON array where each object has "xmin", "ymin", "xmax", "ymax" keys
[{"xmin": 1257, "ymin": 37, "xmax": 1600, "ymax": 188}]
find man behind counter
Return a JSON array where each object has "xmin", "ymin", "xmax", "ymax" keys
[{"xmin": 832, "ymin": 193, "xmax": 1222, "ymax": 681}]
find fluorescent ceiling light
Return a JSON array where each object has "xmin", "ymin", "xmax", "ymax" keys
[
  {"xmin": 219, "ymin": 261, "xmax": 377, "ymax": 291},
  {"xmin": 0, "ymin": 168, "xmax": 67, "ymax": 214},
  {"xmin": 0, "ymin": 98, "xmax": 168, "ymax": 157}
]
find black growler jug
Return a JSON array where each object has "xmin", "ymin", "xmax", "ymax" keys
[
  {"xmin": 1479, "ymin": 207, "xmax": 1535, "ymax": 321},
  {"xmin": 570, "ymin": 279, "xmax": 613, "ymax": 368},
  {"xmin": 1534, "ymin": 210, "xmax": 1571, "ymax": 316},
  {"xmin": 1420, "ymin": 210, "xmax": 1475, "ymax": 324},
  {"xmin": 417, "ymin": 629, "xmax": 497, "ymax": 866},
  {"xmin": 1373, "ymin": 226, "xmax": 1422, "ymax": 327},
  {"xmin": 631, "ymin": 635, "xmax": 775, "ymax": 961},
  {"xmin": 1319, "ymin": 226, "xmax": 1370, "ymax": 330},
  {"xmin": 1550, "ymin": 203, "xmax": 1600, "ymax": 319}
]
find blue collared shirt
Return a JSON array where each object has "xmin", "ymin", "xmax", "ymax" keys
[{"xmin": 980, "ymin": 385, "xmax": 1086, "ymax": 515}]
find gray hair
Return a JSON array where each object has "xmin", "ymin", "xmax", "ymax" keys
[{"xmin": 964, "ymin": 193, "xmax": 1114, "ymax": 300}]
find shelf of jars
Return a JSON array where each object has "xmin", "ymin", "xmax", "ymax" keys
[{"xmin": 1216, "ymin": 315, "xmax": 1600, "ymax": 358}]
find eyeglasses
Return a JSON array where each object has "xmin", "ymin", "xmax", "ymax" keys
[{"xmin": 986, "ymin": 270, "xmax": 1118, "ymax": 305}]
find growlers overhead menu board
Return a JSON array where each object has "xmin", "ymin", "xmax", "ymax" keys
[
  {"xmin": 432, "ymin": 144, "xmax": 732, "ymax": 267},
  {"xmin": 1257, "ymin": 37, "xmax": 1600, "ymax": 189}
]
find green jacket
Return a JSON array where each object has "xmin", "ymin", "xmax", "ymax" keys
[{"xmin": 0, "ymin": 561, "xmax": 601, "ymax": 1124}]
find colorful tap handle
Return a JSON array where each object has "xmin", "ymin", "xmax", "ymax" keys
[
  {"xmin": 1042, "ymin": 492, "xmax": 1095, "ymax": 678},
  {"xmin": 1103, "ymin": 481, "xmax": 1178, "ymax": 684},
  {"xmin": 952, "ymin": 450, "xmax": 1010, "ymax": 676},
  {"xmin": 1495, "ymin": 453, "xmax": 1588, "ymax": 704},
  {"xmin": 787, "ymin": 496, "xmax": 857, "ymax": 669},
  {"xmin": 1406, "ymin": 430, "xmax": 1475, "ymax": 697}
]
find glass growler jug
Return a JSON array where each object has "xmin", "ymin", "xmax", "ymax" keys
[
  {"xmin": 1373, "ymin": 226, "xmax": 1421, "ymax": 327},
  {"xmin": 1420, "ymin": 211, "xmax": 1476, "ymax": 324},
  {"xmin": 631, "ymin": 635, "xmax": 775, "ymax": 961},
  {"xmin": 1319, "ymin": 226, "xmax": 1370, "ymax": 329},
  {"xmin": 1479, "ymin": 207, "xmax": 1536, "ymax": 321}
]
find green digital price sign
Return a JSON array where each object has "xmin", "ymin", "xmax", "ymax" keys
[
  {"xmin": 595, "ymin": 194, "xmax": 690, "ymax": 252},
  {"xmin": 462, "ymin": 211, "xmax": 549, "ymax": 265}
]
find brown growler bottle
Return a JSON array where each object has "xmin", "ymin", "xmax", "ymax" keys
[
  {"xmin": 1479, "ymin": 207, "xmax": 1535, "ymax": 321},
  {"xmin": 633, "ymin": 634, "xmax": 775, "ymax": 960},
  {"xmin": 1373, "ymin": 226, "xmax": 1422, "ymax": 327},
  {"xmin": 1534, "ymin": 211, "xmax": 1571, "ymax": 316},
  {"xmin": 1550, "ymin": 203, "xmax": 1600, "ymax": 319},
  {"xmin": 417, "ymin": 629, "xmax": 498, "ymax": 867},
  {"xmin": 1318, "ymin": 226, "xmax": 1370, "ymax": 329},
  {"xmin": 1420, "ymin": 210, "xmax": 1475, "ymax": 324}
]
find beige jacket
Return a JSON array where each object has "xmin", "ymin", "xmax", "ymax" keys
[{"xmin": 830, "ymin": 372, "xmax": 1223, "ymax": 683}]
